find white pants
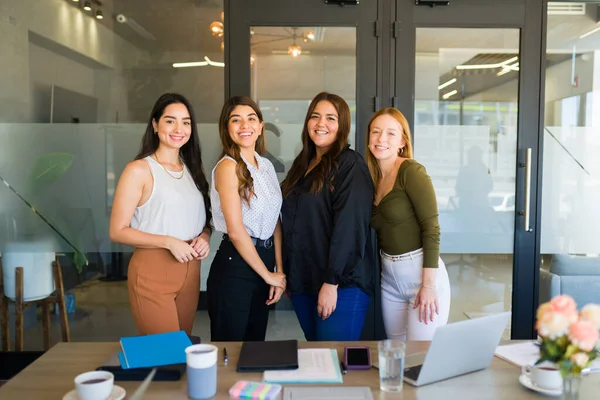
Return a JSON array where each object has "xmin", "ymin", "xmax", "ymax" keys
[{"xmin": 381, "ymin": 248, "xmax": 451, "ymax": 341}]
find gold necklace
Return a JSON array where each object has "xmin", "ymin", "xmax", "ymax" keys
[{"xmin": 154, "ymin": 153, "xmax": 185, "ymax": 180}]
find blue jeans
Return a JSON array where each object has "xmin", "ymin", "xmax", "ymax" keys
[{"xmin": 291, "ymin": 287, "xmax": 371, "ymax": 341}]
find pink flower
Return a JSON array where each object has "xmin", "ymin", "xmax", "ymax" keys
[
  {"xmin": 570, "ymin": 352, "xmax": 590, "ymax": 368},
  {"xmin": 537, "ymin": 302, "xmax": 553, "ymax": 321},
  {"xmin": 537, "ymin": 310, "xmax": 570, "ymax": 339},
  {"xmin": 580, "ymin": 304, "xmax": 600, "ymax": 330},
  {"xmin": 550, "ymin": 295, "xmax": 579, "ymax": 323},
  {"xmin": 569, "ymin": 320, "xmax": 600, "ymax": 352}
]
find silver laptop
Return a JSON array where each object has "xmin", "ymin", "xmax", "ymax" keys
[{"xmin": 403, "ymin": 311, "xmax": 511, "ymax": 387}]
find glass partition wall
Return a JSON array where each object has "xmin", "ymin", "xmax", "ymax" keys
[{"xmin": 539, "ymin": 2, "xmax": 600, "ymax": 310}]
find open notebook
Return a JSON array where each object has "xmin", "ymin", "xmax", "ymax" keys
[{"xmin": 263, "ymin": 349, "xmax": 343, "ymax": 384}]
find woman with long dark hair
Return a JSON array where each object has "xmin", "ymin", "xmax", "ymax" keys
[
  {"xmin": 207, "ymin": 96, "xmax": 286, "ymax": 341},
  {"xmin": 109, "ymin": 93, "xmax": 212, "ymax": 335},
  {"xmin": 281, "ymin": 92, "xmax": 375, "ymax": 341}
]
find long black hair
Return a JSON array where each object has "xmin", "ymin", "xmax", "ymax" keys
[{"xmin": 135, "ymin": 93, "xmax": 212, "ymax": 232}]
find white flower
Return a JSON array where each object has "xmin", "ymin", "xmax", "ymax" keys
[{"xmin": 571, "ymin": 352, "xmax": 590, "ymax": 368}]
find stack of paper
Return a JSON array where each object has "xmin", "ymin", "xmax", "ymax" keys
[
  {"xmin": 119, "ymin": 330, "xmax": 192, "ymax": 369},
  {"xmin": 263, "ymin": 349, "xmax": 343, "ymax": 384}
]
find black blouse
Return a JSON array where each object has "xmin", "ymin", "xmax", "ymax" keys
[{"xmin": 281, "ymin": 148, "xmax": 376, "ymax": 296}]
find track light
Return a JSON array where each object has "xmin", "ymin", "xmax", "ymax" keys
[
  {"xmin": 83, "ymin": 2, "xmax": 92, "ymax": 11},
  {"xmin": 95, "ymin": 10, "xmax": 103, "ymax": 19}
]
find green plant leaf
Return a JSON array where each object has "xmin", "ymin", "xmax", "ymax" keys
[
  {"xmin": 73, "ymin": 251, "xmax": 88, "ymax": 274},
  {"xmin": 30, "ymin": 153, "xmax": 74, "ymax": 193}
]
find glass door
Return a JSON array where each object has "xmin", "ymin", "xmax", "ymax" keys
[
  {"xmin": 393, "ymin": 0, "xmax": 545, "ymax": 339},
  {"xmin": 225, "ymin": 0, "xmax": 381, "ymax": 339}
]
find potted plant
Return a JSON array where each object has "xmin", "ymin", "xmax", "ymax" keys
[{"xmin": 535, "ymin": 294, "xmax": 600, "ymax": 399}]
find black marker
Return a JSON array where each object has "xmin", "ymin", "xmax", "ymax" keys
[{"xmin": 340, "ymin": 361, "xmax": 347, "ymax": 375}]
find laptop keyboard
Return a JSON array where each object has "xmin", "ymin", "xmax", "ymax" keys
[{"xmin": 404, "ymin": 364, "xmax": 423, "ymax": 381}]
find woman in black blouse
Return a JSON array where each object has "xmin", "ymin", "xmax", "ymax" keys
[{"xmin": 281, "ymin": 92, "xmax": 375, "ymax": 341}]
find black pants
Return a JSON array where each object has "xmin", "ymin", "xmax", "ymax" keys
[{"xmin": 207, "ymin": 237, "xmax": 274, "ymax": 341}]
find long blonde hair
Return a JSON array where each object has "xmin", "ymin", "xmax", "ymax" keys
[{"xmin": 365, "ymin": 108, "xmax": 414, "ymax": 188}]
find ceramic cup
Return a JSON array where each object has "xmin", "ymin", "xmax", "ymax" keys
[
  {"xmin": 521, "ymin": 364, "xmax": 562, "ymax": 390},
  {"xmin": 185, "ymin": 344, "xmax": 218, "ymax": 400},
  {"xmin": 74, "ymin": 370, "xmax": 114, "ymax": 400}
]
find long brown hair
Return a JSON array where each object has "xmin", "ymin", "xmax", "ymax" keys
[
  {"xmin": 365, "ymin": 107, "xmax": 414, "ymax": 188},
  {"xmin": 218, "ymin": 96, "xmax": 266, "ymax": 204},
  {"xmin": 136, "ymin": 93, "xmax": 211, "ymax": 231},
  {"xmin": 281, "ymin": 92, "xmax": 351, "ymax": 197}
]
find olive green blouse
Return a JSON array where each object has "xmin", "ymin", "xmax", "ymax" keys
[{"xmin": 370, "ymin": 159, "xmax": 441, "ymax": 268}]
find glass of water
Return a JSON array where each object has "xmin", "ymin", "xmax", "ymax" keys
[{"xmin": 378, "ymin": 339, "xmax": 406, "ymax": 392}]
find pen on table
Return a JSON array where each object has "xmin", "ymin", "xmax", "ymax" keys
[
  {"xmin": 224, "ymin": 347, "xmax": 228, "ymax": 365},
  {"xmin": 340, "ymin": 361, "xmax": 347, "ymax": 375}
]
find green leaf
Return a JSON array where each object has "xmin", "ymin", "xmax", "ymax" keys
[
  {"xmin": 30, "ymin": 153, "xmax": 74, "ymax": 193},
  {"xmin": 73, "ymin": 251, "xmax": 88, "ymax": 274}
]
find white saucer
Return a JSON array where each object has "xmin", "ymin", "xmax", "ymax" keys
[
  {"xmin": 62, "ymin": 385, "xmax": 126, "ymax": 400},
  {"xmin": 518, "ymin": 374, "xmax": 561, "ymax": 397}
]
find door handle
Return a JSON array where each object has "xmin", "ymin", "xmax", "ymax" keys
[{"xmin": 522, "ymin": 148, "xmax": 532, "ymax": 232}]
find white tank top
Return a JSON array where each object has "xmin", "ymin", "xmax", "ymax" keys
[
  {"xmin": 210, "ymin": 153, "xmax": 282, "ymax": 240},
  {"xmin": 131, "ymin": 156, "xmax": 206, "ymax": 241}
]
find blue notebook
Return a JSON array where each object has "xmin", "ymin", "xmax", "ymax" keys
[{"xmin": 119, "ymin": 330, "xmax": 192, "ymax": 369}]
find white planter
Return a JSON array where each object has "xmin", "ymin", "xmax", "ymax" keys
[{"xmin": 2, "ymin": 241, "xmax": 55, "ymax": 302}]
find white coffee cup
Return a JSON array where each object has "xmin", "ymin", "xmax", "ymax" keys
[
  {"xmin": 74, "ymin": 371, "xmax": 114, "ymax": 400},
  {"xmin": 521, "ymin": 364, "xmax": 562, "ymax": 390}
]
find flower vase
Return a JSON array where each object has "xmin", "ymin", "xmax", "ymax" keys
[{"xmin": 561, "ymin": 374, "xmax": 581, "ymax": 400}]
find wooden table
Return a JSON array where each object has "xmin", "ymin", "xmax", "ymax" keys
[{"xmin": 0, "ymin": 341, "xmax": 599, "ymax": 399}]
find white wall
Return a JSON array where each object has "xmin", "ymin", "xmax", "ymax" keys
[
  {"xmin": 0, "ymin": 0, "xmax": 148, "ymax": 123},
  {"xmin": 415, "ymin": 53, "xmax": 441, "ymax": 100}
]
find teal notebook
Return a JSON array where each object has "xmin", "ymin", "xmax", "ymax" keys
[{"xmin": 119, "ymin": 330, "xmax": 192, "ymax": 369}]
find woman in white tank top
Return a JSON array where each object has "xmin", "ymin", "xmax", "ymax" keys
[
  {"xmin": 109, "ymin": 93, "xmax": 212, "ymax": 336},
  {"xmin": 206, "ymin": 96, "xmax": 287, "ymax": 341}
]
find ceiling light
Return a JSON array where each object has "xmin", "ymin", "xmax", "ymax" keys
[
  {"xmin": 497, "ymin": 62, "xmax": 519, "ymax": 76},
  {"xmin": 250, "ymin": 54, "xmax": 256, "ymax": 66},
  {"xmin": 580, "ymin": 24, "xmax": 600, "ymax": 39},
  {"xmin": 95, "ymin": 10, "xmax": 103, "ymax": 19},
  {"xmin": 442, "ymin": 90, "xmax": 458, "ymax": 100},
  {"xmin": 83, "ymin": 1, "xmax": 92, "ymax": 11},
  {"xmin": 456, "ymin": 56, "xmax": 518, "ymax": 70},
  {"xmin": 303, "ymin": 31, "xmax": 316, "ymax": 42},
  {"xmin": 71, "ymin": 0, "xmax": 80, "ymax": 2},
  {"xmin": 438, "ymin": 78, "xmax": 456, "ymax": 90},
  {"xmin": 204, "ymin": 56, "xmax": 225, "ymax": 67},
  {"xmin": 172, "ymin": 57, "xmax": 225, "ymax": 68},
  {"xmin": 210, "ymin": 21, "xmax": 224, "ymax": 37},
  {"xmin": 173, "ymin": 61, "xmax": 209, "ymax": 68},
  {"xmin": 288, "ymin": 44, "xmax": 302, "ymax": 58}
]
